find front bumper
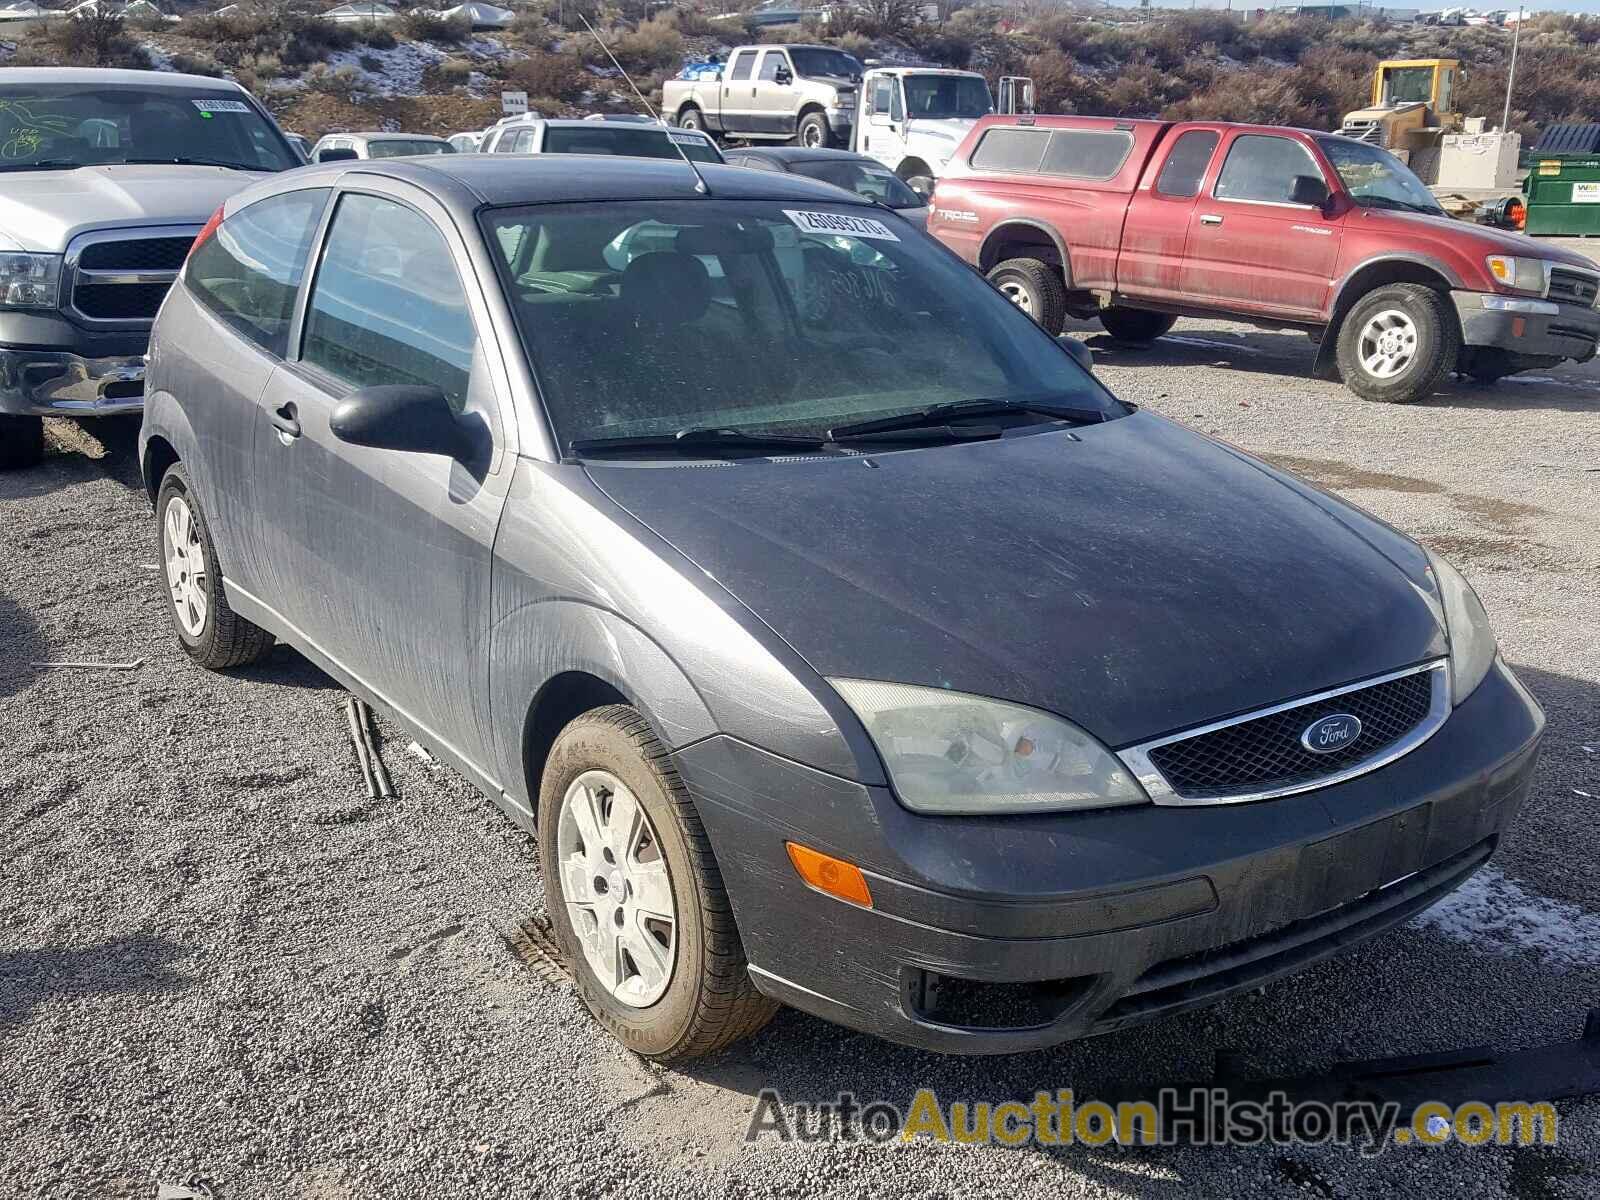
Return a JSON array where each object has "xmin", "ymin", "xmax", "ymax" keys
[
  {"xmin": 676, "ymin": 659, "xmax": 1545, "ymax": 1054},
  {"xmin": 0, "ymin": 347, "xmax": 146, "ymax": 418},
  {"xmin": 1452, "ymin": 289, "xmax": 1600, "ymax": 362}
]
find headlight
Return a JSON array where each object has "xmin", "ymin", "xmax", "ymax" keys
[
  {"xmin": 830, "ymin": 679, "xmax": 1149, "ymax": 815},
  {"xmin": 0, "ymin": 252, "xmax": 60, "ymax": 308},
  {"xmin": 1424, "ymin": 549, "xmax": 1497, "ymax": 703},
  {"xmin": 1485, "ymin": 254, "xmax": 1547, "ymax": 294}
]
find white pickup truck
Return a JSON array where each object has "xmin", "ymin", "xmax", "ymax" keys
[
  {"xmin": 664, "ymin": 43, "xmax": 863, "ymax": 149},
  {"xmin": 850, "ymin": 67, "xmax": 1034, "ymax": 193},
  {"xmin": 0, "ymin": 68, "xmax": 298, "ymax": 470}
]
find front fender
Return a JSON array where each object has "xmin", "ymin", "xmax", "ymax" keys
[{"xmin": 488, "ymin": 599, "xmax": 718, "ymax": 812}]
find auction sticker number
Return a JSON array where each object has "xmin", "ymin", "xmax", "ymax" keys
[
  {"xmin": 784, "ymin": 210, "xmax": 900, "ymax": 242},
  {"xmin": 192, "ymin": 100, "xmax": 251, "ymax": 114}
]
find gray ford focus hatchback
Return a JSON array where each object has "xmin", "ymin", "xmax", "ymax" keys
[{"xmin": 140, "ymin": 156, "xmax": 1545, "ymax": 1060}]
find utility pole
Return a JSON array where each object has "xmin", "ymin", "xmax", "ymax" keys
[{"xmin": 1501, "ymin": 6, "xmax": 1523, "ymax": 133}]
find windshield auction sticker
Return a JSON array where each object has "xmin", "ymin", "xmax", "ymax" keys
[
  {"xmin": 192, "ymin": 100, "xmax": 252, "ymax": 114},
  {"xmin": 784, "ymin": 210, "xmax": 901, "ymax": 241}
]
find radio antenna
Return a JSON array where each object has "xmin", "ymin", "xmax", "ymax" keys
[{"xmin": 578, "ymin": 13, "xmax": 709, "ymax": 195}]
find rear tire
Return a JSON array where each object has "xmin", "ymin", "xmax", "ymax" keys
[
  {"xmin": 1335, "ymin": 283, "xmax": 1458, "ymax": 403},
  {"xmin": 539, "ymin": 705, "xmax": 778, "ymax": 1061},
  {"xmin": 0, "ymin": 414, "xmax": 44, "ymax": 470},
  {"xmin": 676, "ymin": 106, "xmax": 706, "ymax": 134},
  {"xmin": 987, "ymin": 257, "xmax": 1066, "ymax": 334},
  {"xmin": 155, "ymin": 464, "xmax": 274, "ymax": 670},
  {"xmin": 1099, "ymin": 307, "xmax": 1177, "ymax": 345},
  {"xmin": 797, "ymin": 110, "xmax": 833, "ymax": 149}
]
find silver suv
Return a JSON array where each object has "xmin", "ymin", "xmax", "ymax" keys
[{"xmin": 0, "ymin": 68, "xmax": 297, "ymax": 470}]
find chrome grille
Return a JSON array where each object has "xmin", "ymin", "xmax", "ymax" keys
[
  {"xmin": 1547, "ymin": 266, "xmax": 1599, "ymax": 308},
  {"xmin": 1119, "ymin": 662, "xmax": 1450, "ymax": 806},
  {"xmin": 65, "ymin": 226, "xmax": 201, "ymax": 327}
]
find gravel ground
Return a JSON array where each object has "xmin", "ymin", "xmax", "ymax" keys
[{"xmin": 4, "ymin": 309, "xmax": 1599, "ymax": 1198}]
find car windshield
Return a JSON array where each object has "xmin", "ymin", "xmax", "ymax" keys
[
  {"xmin": 542, "ymin": 125, "xmax": 723, "ymax": 164},
  {"xmin": 787, "ymin": 159, "xmax": 922, "ymax": 209},
  {"xmin": 484, "ymin": 200, "xmax": 1114, "ymax": 450},
  {"xmin": 367, "ymin": 138, "xmax": 453, "ymax": 158},
  {"xmin": 1317, "ymin": 137, "xmax": 1444, "ymax": 215},
  {"xmin": 902, "ymin": 74, "xmax": 992, "ymax": 120},
  {"xmin": 0, "ymin": 83, "xmax": 297, "ymax": 171},
  {"xmin": 789, "ymin": 48, "xmax": 861, "ymax": 79}
]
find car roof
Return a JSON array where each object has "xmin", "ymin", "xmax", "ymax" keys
[
  {"xmin": 0, "ymin": 67, "xmax": 248, "ymax": 91},
  {"xmin": 352, "ymin": 132, "xmax": 450, "ymax": 142},
  {"xmin": 243, "ymin": 155, "xmax": 878, "ymax": 213},
  {"xmin": 727, "ymin": 146, "xmax": 880, "ymax": 165}
]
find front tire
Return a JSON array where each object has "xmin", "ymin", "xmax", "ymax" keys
[
  {"xmin": 796, "ymin": 110, "xmax": 832, "ymax": 149},
  {"xmin": 1099, "ymin": 306, "xmax": 1177, "ymax": 345},
  {"xmin": 1335, "ymin": 283, "xmax": 1459, "ymax": 403},
  {"xmin": 155, "ymin": 464, "xmax": 274, "ymax": 670},
  {"xmin": 538, "ymin": 705, "xmax": 777, "ymax": 1061},
  {"xmin": 0, "ymin": 414, "xmax": 44, "ymax": 470},
  {"xmin": 987, "ymin": 257, "xmax": 1066, "ymax": 334}
]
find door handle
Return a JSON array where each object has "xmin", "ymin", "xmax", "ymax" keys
[
  {"xmin": 269, "ymin": 401, "xmax": 300, "ymax": 440},
  {"xmin": 1199, "ymin": 213, "xmax": 1223, "ymax": 226}
]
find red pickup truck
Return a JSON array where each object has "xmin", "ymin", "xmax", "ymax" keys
[{"xmin": 929, "ymin": 115, "xmax": 1600, "ymax": 402}]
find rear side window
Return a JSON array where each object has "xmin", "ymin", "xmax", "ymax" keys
[
  {"xmin": 728, "ymin": 50, "xmax": 755, "ymax": 81},
  {"xmin": 301, "ymin": 194, "xmax": 477, "ymax": 413},
  {"xmin": 186, "ymin": 188, "xmax": 328, "ymax": 358},
  {"xmin": 1154, "ymin": 129, "xmax": 1220, "ymax": 198},
  {"xmin": 968, "ymin": 127, "xmax": 1048, "ymax": 173},
  {"xmin": 1214, "ymin": 134, "xmax": 1323, "ymax": 204},
  {"xmin": 1039, "ymin": 130, "xmax": 1134, "ymax": 180}
]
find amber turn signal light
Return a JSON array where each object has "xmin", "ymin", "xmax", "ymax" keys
[{"xmin": 785, "ymin": 842, "xmax": 873, "ymax": 908}]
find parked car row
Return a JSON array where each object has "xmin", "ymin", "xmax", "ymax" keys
[{"xmin": 0, "ymin": 68, "xmax": 1552, "ymax": 1067}]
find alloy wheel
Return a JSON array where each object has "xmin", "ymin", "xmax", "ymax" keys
[
  {"xmin": 1356, "ymin": 308, "xmax": 1419, "ymax": 379},
  {"xmin": 163, "ymin": 495, "xmax": 208, "ymax": 637},
  {"xmin": 556, "ymin": 769, "xmax": 678, "ymax": 1007},
  {"xmin": 998, "ymin": 280, "xmax": 1035, "ymax": 316}
]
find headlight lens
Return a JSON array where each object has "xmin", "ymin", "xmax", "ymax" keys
[
  {"xmin": 830, "ymin": 678, "xmax": 1149, "ymax": 815},
  {"xmin": 1485, "ymin": 254, "xmax": 1547, "ymax": 293},
  {"xmin": 1424, "ymin": 549, "xmax": 1497, "ymax": 703},
  {"xmin": 0, "ymin": 252, "xmax": 60, "ymax": 308}
]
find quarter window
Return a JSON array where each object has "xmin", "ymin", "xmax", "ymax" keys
[
  {"xmin": 301, "ymin": 194, "xmax": 477, "ymax": 413},
  {"xmin": 186, "ymin": 188, "xmax": 328, "ymax": 358},
  {"xmin": 1214, "ymin": 135, "xmax": 1324, "ymax": 204},
  {"xmin": 1154, "ymin": 129, "xmax": 1220, "ymax": 199}
]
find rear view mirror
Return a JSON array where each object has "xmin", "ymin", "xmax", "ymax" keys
[
  {"xmin": 1057, "ymin": 334, "xmax": 1093, "ymax": 373},
  {"xmin": 317, "ymin": 147, "xmax": 358, "ymax": 163},
  {"xmin": 1290, "ymin": 174, "xmax": 1330, "ymax": 208},
  {"xmin": 330, "ymin": 385, "xmax": 464, "ymax": 457}
]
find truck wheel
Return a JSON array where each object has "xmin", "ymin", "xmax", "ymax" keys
[
  {"xmin": 539, "ymin": 705, "xmax": 779, "ymax": 1061},
  {"xmin": 1099, "ymin": 307, "xmax": 1177, "ymax": 345},
  {"xmin": 1335, "ymin": 283, "xmax": 1459, "ymax": 403},
  {"xmin": 797, "ymin": 111, "xmax": 832, "ymax": 149},
  {"xmin": 987, "ymin": 257, "xmax": 1066, "ymax": 334},
  {"xmin": 676, "ymin": 107, "xmax": 706, "ymax": 134},
  {"xmin": 155, "ymin": 464, "xmax": 274, "ymax": 670},
  {"xmin": 0, "ymin": 414, "xmax": 44, "ymax": 470}
]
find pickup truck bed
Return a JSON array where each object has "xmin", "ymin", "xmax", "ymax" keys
[{"xmin": 930, "ymin": 115, "xmax": 1600, "ymax": 402}]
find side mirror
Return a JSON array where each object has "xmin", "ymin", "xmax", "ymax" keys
[
  {"xmin": 330, "ymin": 385, "xmax": 464, "ymax": 457},
  {"xmin": 1290, "ymin": 174, "xmax": 1330, "ymax": 208},
  {"xmin": 774, "ymin": 67, "xmax": 792, "ymax": 85},
  {"xmin": 1057, "ymin": 334, "xmax": 1093, "ymax": 373},
  {"xmin": 317, "ymin": 146, "xmax": 358, "ymax": 163}
]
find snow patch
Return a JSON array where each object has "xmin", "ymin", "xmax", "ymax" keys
[
  {"xmin": 322, "ymin": 40, "xmax": 450, "ymax": 97},
  {"xmin": 1411, "ymin": 867, "xmax": 1600, "ymax": 969}
]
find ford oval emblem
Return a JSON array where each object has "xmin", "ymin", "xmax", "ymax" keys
[{"xmin": 1301, "ymin": 713, "xmax": 1363, "ymax": 754}]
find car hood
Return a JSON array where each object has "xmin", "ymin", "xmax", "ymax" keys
[
  {"xmin": 905, "ymin": 117, "xmax": 978, "ymax": 148},
  {"xmin": 1359, "ymin": 207, "xmax": 1599, "ymax": 271},
  {"xmin": 0, "ymin": 165, "xmax": 258, "ymax": 252},
  {"xmin": 586, "ymin": 413, "xmax": 1448, "ymax": 749}
]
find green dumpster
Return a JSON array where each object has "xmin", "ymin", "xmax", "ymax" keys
[{"xmin": 1524, "ymin": 123, "xmax": 1600, "ymax": 236}]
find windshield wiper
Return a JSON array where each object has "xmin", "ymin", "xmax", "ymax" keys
[
  {"xmin": 0, "ymin": 159, "xmax": 84, "ymax": 172},
  {"xmin": 569, "ymin": 427, "xmax": 828, "ymax": 456},
  {"xmin": 1355, "ymin": 194, "xmax": 1442, "ymax": 217},
  {"xmin": 118, "ymin": 157, "xmax": 275, "ymax": 172},
  {"xmin": 828, "ymin": 397, "xmax": 1107, "ymax": 440}
]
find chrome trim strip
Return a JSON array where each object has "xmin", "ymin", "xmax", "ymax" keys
[
  {"xmin": 1117, "ymin": 660, "xmax": 1450, "ymax": 807},
  {"xmin": 62, "ymin": 224, "xmax": 201, "ymax": 329}
]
